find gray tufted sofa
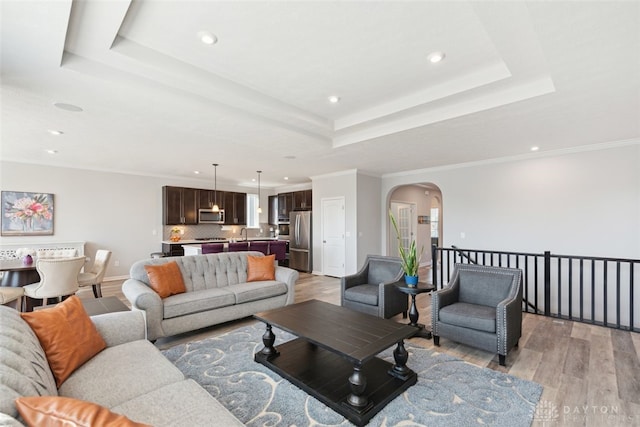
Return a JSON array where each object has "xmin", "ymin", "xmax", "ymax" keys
[
  {"xmin": 122, "ymin": 251, "xmax": 298, "ymax": 341},
  {"xmin": 0, "ymin": 306, "xmax": 243, "ymax": 426}
]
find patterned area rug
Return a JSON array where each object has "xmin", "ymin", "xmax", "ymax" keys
[{"xmin": 162, "ymin": 322, "xmax": 542, "ymax": 426}]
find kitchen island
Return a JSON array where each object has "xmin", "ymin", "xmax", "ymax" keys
[{"xmin": 182, "ymin": 238, "xmax": 279, "ymax": 256}]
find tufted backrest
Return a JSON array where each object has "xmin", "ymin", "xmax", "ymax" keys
[
  {"xmin": 36, "ymin": 248, "xmax": 78, "ymax": 259},
  {"xmin": 455, "ymin": 264, "xmax": 522, "ymax": 307},
  {"xmin": 0, "ymin": 306, "xmax": 58, "ymax": 419},
  {"xmin": 129, "ymin": 252, "xmax": 265, "ymax": 293}
]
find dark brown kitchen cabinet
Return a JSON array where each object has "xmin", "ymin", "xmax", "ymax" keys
[
  {"xmin": 277, "ymin": 192, "xmax": 293, "ymax": 222},
  {"xmin": 268, "ymin": 195, "xmax": 278, "ymax": 225},
  {"xmin": 293, "ymin": 189, "xmax": 312, "ymax": 210},
  {"xmin": 163, "ymin": 186, "xmax": 198, "ymax": 225},
  {"xmin": 224, "ymin": 192, "xmax": 247, "ymax": 225},
  {"xmin": 198, "ymin": 189, "xmax": 223, "ymax": 210}
]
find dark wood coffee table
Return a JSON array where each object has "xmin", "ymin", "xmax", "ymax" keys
[{"xmin": 254, "ymin": 299, "xmax": 418, "ymax": 426}]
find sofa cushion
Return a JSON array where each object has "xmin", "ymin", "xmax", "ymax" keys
[
  {"xmin": 0, "ymin": 306, "xmax": 58, "ymax": 419},
  {"xmin": 227, "ymin": 281, "xmax": 288, "ymax": 304},
  {"xmin": 20, "ymin": 296, "xmax": 106, "ymax": 387},
  {"xmin": 112, "ymin": 379, "xmax": 243, "ymax": 427},
  {"xmin": 58, "ymin": 340, "xmax": 184, "ymax": 409},
  {"xmin": 438, "ymin": 302, "xmax": 496, "ymax": 333},
  {"xmin": 344, "ymin": 284, "xmax": 378, "ymax": 306},
  {"xmin": 144, "ymin": 262, "xmax": 186, "ymax": 298},
  {"xmin": 247, "ymin": 254, "xmax": 276, "ymax": 282},
  {"xmin": 163, "ymin": 287, "xmax": 236, "ymax": 319},
  {"xmin": 15, "ymin": 396, "xmax": 151, "ymax": 427}
]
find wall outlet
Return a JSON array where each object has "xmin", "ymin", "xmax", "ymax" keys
[{"xmin": 114, "ymin": 260, "xmax": 120, "ymax": 267}]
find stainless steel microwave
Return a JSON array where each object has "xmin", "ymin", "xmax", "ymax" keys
[{"xmin": 198, "ymin": 209, "xmax": 225, "ymax": 224}]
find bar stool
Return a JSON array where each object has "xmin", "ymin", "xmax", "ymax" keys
[
  {"xmin": 228, "ymin": 242, "xmax": 249, "ymax": 252},
  {"xmin": 249, "ymin": 241, "xmax": 269, "ymax": 255},
  {"xmin": 202, "ymin": 243, "xmax": 224, "ymax": 254}
]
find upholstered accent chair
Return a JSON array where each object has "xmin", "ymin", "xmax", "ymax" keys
[
  {"xmin": 22, "ymin": 257, "xmax": 85, "ymax": 311},
  {"xmin": 78, "ymin": 249, "xmax": 112, "ymax": 298},
  {"xmin": 341, "ymin": 255, "xmax": 407, "ymax": 319},
  {"xmin": 431, "ymin": 263, "xmax": 523, "ymax": 366}
]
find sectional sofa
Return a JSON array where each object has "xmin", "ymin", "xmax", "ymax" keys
[{"xmin": 0, "ymin": 306, "xmax": 243, "ymax": 426}]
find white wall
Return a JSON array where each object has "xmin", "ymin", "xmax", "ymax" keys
[
  {"xmin": 0, "ymin": 161, "xmax": 271, "ymax": 278},
  {"xmin": 356, "ymin": 172, "xmax": 382, "ymax": 267},
  {"xmin": 381, "ymin": 143, "xmax": 640, "ymax": 259}
]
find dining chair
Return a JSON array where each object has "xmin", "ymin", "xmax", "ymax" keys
[
  {"xmin": 202, "ymin": 243, "xmax": 224, "ymax": 254},
  {"xmin": 249, "ymin": 241, "xmax": 269, "ymax": 255},
  {"xmin": 22, "ymin": 256, "xmax": 85, "ymax": 311},
  {"xmin": 227, "ymin": 242, "xmax": 249, "ymax": 252},
  {"xmin": 0, "ymin": 287, "xmax": 24, "ymax": 311},
  {"xmin": 77, "ymin": 249, "xmax": 112, "ymax": 298},
  {"xmin": 36, "ymin": 248, "xmax": 78, "ymax": 259}
]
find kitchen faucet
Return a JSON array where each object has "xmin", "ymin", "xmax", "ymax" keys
[{"xmin": 240, "ymin": 228, "xmax": 247, "ymax": 241}]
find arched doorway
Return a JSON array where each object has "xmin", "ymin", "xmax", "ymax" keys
[{"xmin": 388, "ymin": 183, "xmax": 443, "ymax": 268}]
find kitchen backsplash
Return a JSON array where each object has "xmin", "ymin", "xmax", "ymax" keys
[{"xmin": 163, "ymin": 223, "xmax": 275, "ymax": 241}]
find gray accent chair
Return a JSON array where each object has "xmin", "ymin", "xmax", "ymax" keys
[
  {"xmin": 431, "ymin": 263, "xmax": 523, "ymax": 366},
  {"xmin": 341, "ymin": 255, "xmax": 408, "ymax": 319}
]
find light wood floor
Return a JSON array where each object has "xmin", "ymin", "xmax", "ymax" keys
[{"xmin": 82, "ymin": 272, "xmax": 640, "ymax": 427}]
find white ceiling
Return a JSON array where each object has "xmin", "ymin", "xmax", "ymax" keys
[{"xmin": 1, "ymin": 1, "xmax": 638, "ymax": 188}]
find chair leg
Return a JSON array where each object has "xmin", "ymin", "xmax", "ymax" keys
[
  {"xmin": 402, "ymin": 310, "xmax": 407, "ymax": 319},
  {"xmin": 499, "ymin": 354, "xmax": 506, "ymax": 366},
  {"xmin": 92, "ymin": 284, "xmax": 102, "ymax": 298},
  {"xmin": 433, "ymin": 336, "xmax": 440, "ymax": 346}
]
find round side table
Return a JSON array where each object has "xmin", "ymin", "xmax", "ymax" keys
[{"xmin": 395, "ymin": 282, "xmax": 435, "ymax": 339}]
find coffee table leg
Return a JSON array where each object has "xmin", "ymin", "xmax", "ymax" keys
[
  {"xmin": 259, "ymin": 324, "xmax": 280, "ymax": 358},
  {"xmin": 389, "ymin": 340, "xmax": 413, "ymax": 380},
  {"xmin": 347, "ymin": 363, "xmax": 369, "ymax": 408}
]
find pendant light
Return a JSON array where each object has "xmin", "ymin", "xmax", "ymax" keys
[
  {"xmin": 256, "ymin": 170, "xmax": 262, "ymax": 214},
  {"xmin": 212, "ymin": 163, "xmax": 220, "ymax": 212}
]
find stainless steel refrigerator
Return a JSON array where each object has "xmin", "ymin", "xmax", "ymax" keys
[{"xmin": 289, "ymin": 211, "xmax": 311, "ymax": 272}]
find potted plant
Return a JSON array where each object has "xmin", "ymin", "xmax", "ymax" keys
[{"xmin": 389, "ymin": 210, "xmax": 423, "ymax": 286}]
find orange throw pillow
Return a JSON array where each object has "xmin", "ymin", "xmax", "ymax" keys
[
  {"xmin": 15, "ymin": 396, "xmax": 151, "ymax": 427},
  {"xmin": 144, "ymin": 261, "xmax": 186, "ymax": 298},
  {"xmin": 247, "ymin": 254, "xmax": 276, "ymax": 282},
  {"xmin": 20, "ymin": 296, "xmax": 106, "ymax": 387}
]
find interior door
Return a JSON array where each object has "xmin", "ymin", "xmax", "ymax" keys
[
  {"xmin": 390, "ymin": 202, "xmax": 416, "ymax": 257},
  {"xmin": 322, "ymin": 197, "xmax": 345, "ymax": 277}
]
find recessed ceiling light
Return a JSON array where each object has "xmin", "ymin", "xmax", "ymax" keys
[
  {"xmin": 284, "ymin": 177, "xmax": 289, "ymax": 180},
  {"xmin": 198, "ymin": 31, "xmax": 217, "ymax": 45},
  {"xmin": 427, "ymin": 51, "xmax": 446, "ymax": 63},
  {"xmin": 53, "ymin": 103, "xmax": 83, "ymax": 112},
  {"xmin": 47, "ymin": 130, "xmax": 64, "ymax": 135},
  {"xmin": 46, "ymin": 149, "xmax": 58, "ymax": 155},
  {"xmin": 194, "ymin": 171, "xmax": 200, "ymax": 174},
  {"xmin": 531, "ymin": 146, "xmax": 540, "ymax": 152},
  {"xmin": 328, "ymin": 95, "xmax": 340, "ymax": 104}
]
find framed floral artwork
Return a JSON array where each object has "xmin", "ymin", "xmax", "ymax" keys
[{"xmin": 1, "ymin": 191, "xmax": 54, "ymax": 236}]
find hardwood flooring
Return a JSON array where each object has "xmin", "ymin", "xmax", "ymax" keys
[{"xmin": 83, "ymin": 272, "xmax": 640, "ymax": 426}]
